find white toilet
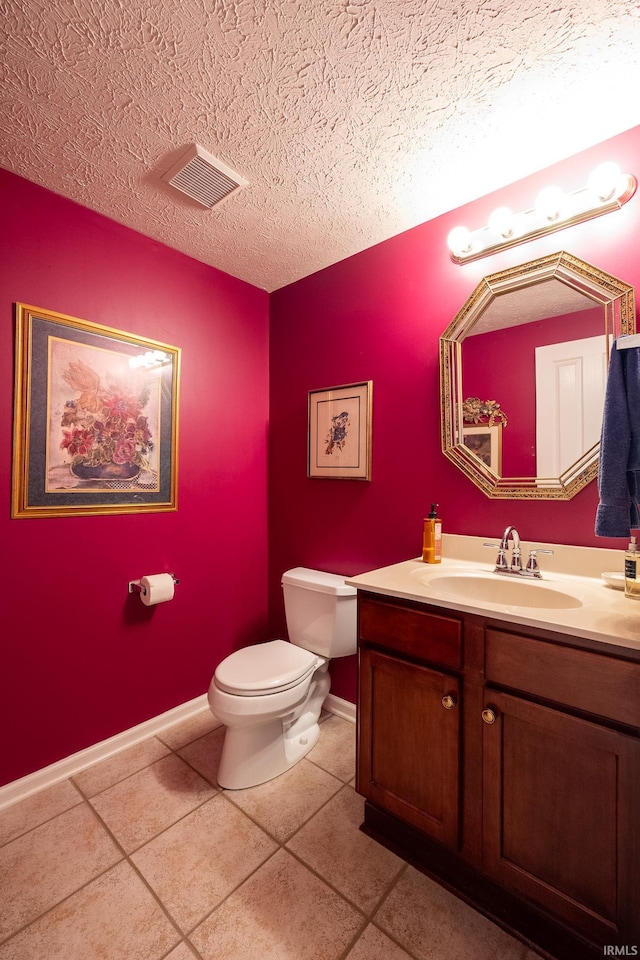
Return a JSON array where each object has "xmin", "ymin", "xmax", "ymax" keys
[{"xmin": 208, "ymin": 567, "xmax": 357, "ymax": 789}]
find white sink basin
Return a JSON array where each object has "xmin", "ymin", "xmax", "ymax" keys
[{"xmin": 422, "ymin": 573, "xmax": 583, "ymax": 610}]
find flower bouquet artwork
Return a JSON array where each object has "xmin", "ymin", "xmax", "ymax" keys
[
  {"xmin": 58, "ymin": 356, "xmax": 155, "ymax": 484},
  {"xmin": 308, "ymin": 381, "xmax": 372, "ymax": 480},
  {"xmin": 12, "ymin": 304, "xmax": 180, "ymax": 518}
]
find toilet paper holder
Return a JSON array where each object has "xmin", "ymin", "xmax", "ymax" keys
[{"xmin": 128, "ymin": 575, "xmax": 180, "ymax": 595}]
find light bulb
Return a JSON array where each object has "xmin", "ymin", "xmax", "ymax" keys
[
  {"xmin": 587, "ymin": 162, "xmax": 622, "ymax": 202},
  {"xmin": 535, "ymin": 186, "xmax": 564, "ymax": 222},
  {"xmin": 447, "ymin": 226, "xmax": 472, "ymax": 257}
]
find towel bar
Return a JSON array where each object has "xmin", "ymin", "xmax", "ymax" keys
[{"xmin": 616, "ymin": 334, "xmax": 640, "ymax": 350}]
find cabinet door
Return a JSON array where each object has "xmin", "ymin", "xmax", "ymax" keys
[
  {"xmin": 358, "ymin": 647, "xmax": 461, "ymax": 848},
  {"xmin": 482, "ymin": 690, "xmax": 640, "ymax": 947}
]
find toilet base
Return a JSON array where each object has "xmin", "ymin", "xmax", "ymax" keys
[
  {"xmin": 215, "ymin": 663, "xmax": 330, "ymax": 790},
  {"xmin": 217, "ymin": 717, "xmax": 321, "ymax": 790}
]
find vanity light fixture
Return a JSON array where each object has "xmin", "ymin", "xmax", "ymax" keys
[{"xmin": 447, "ymin": 162, "xmax": 637, "ymax": 264}]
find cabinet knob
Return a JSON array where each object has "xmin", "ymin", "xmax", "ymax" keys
[
  {"xmin": 441, "ymin": 694, "xmax": 457, "ymax": 710},
  {"xmin": 482, "ymin": 708, "xmax": 497, "ymax": 724}
]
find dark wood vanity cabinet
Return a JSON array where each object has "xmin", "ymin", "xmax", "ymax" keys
[
  {"xmin": 357, "ymin": 594, "xmax": 465, "ymax": 849},
  {"xmin": 358, "ymin": 647, "xmax": 461, "ymax": 847},
  {"xmin": 356, "ymin": 591, "xmax": 640, "ymax": 960}
]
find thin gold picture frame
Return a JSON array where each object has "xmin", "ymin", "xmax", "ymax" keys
[
  {"xmin": 12, "ymin": 303, "xmax": 181, "ymax": 518},
  {"xmin": 307, "ymin": 380, "xmax": 372, "ymax": 480}
]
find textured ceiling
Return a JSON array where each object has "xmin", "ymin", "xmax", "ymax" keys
[{"xmin": 2, "ymin": 0, "xmax": 640, "ymax": 292}]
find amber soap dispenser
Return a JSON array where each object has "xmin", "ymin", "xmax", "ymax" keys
[{"xmin": 422, "ymin": 503, "xmax": 442, "ymax": 564}]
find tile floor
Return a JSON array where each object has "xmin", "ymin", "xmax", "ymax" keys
[{"xmin": 0, "ymin": 710, "xmax": 546, "ymax": 960}]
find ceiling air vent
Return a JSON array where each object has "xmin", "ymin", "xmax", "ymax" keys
[{"xmin": 161, "ymin": 144, "xmax": 248, "ymax": 208}]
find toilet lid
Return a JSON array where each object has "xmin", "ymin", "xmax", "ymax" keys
[{"xmin": 215, "ymin": 639, "xmax": 319, "ymax": 696}]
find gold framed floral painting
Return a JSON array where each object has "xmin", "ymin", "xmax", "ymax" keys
[
  {"xmin": 12, "ymin": 303, "xmax": 180, "ymax": 518},
  {"xmin": 308, "ymin": 380, "xmax": 372, "ymax": 480}
]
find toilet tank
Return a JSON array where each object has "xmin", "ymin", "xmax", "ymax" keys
[{"xmin": 281, "ymin": 567, "xmax": 357, "ymax": 658}]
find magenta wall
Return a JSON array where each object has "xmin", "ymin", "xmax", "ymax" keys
[
  {"xmin": 0, "ymin": 170, "xmax": 269, "ymax": 786},
  {"xmin": 269, "ymin": 125, "xmax": 640, "ymax": 702}
]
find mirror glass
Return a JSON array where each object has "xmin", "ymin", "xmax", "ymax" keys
[{"xmin": 439, "ymin": 251, "xmax": 635, "ymax": 499}]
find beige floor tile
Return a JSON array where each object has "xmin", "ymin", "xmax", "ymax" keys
[
  {"xmin": 165, "ymin": 943, "xmax": 200, "ymax": 960},
  {"xmin": 177, "ymin": 726, "xmax": 226, "ymax": 786},
  {"xmin": 345, "ymin": 923, "xmax": 417, "ymax": 960},
  {"xmin": 287, "ymin": 785, "xmax": 404, "ymax": 913},
  {"xmin": 191, "ymin": 848, "xmax": 364, "ymax": 960},
  {"xmin": 131, "ymin": 794, "xmax": 277, "ymax": 932},
  {"xmin": 0, "ymin": 780, "xmax": 81, "ymax": 847},
  {"xmin": 225, "ymin": 757, "xmax": 343, "ymax": 842},
  {"xmin": 374, "ymin": 866, "xmax": 527, "ymax": 960},
  {"xmin": 0, "ymin": 861, "xmax": 179, "ymax": 960},
  {"xmin": 158, "ymin": 709, "xmax": 221, "ymax": 750},
  {"xmin": 307, "ymin": 716, "xmax": 356, "ymax": 782},
  {"xmin": 89, "ymin": 753, "xmax": 215, "ymax": 853},
  {"xmin": 0, "ymin": 803, "xmax": 121, "ymax": 939},
  {"xmin": 72, "ymin": 736, "xmax": 171, "ymax": 798}
]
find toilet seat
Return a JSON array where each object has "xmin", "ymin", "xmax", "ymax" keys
[{"xmin": 214, "ymin": 639, "xmax": 320, "ymax": 696}]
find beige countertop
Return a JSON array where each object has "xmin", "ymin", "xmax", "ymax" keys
[{"xmin": 346, "ymin": 534, "xmax": 640, "ymax": 653}]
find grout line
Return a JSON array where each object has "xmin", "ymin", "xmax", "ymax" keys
[
  {"xmin": 0, "ymin": 799, "xmax": 129, "ymax": 948},
  {"xmin": 0, "ymin": 712, "xmax": 373, "ymax": 958},
  {"xmin": 334, "ymin": 914, "xmax": 370, "ymax": 960},
  {"xmin": 158, "ymin": 940, "xmax": 203, "ymax": 960},
  {"xmin": 0, "ymin": 780, "xmax": 86, "ymax": 851},
  {"xmin": 221, "ymin": 763, "xmax": 344, "ymax": 844},
  {"xmin": 81, "ymin": 794, "xmax": 186, "ymax": 946}
]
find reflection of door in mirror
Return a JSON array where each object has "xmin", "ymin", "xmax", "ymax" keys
[
  {"xmin": 462, "ymin": 301, "xmax": 603, "ymax": 477},
  {"xmin": 535, "ymin": 334, "xmax": 607, "ymax": 478}
]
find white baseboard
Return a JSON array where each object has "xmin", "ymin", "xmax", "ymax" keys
[
  {"xmin": 0, "ymin": 694, "xmax": 209, "ymax": 812},
  {"xmin": 0, "ymin": 692, "xmax": 356, "ymax": 812},
  {"xmin": 324, "ymin": 693, "xmax": 356, "ymax": 723}
]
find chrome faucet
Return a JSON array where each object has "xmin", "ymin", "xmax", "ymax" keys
[
  {"xmin": 484, "ymin": 526, "xmax": 553, "ymax": 578},
  {"xmin": 501, "ymin": 526, "xmax": 522, "ymax": 573}
]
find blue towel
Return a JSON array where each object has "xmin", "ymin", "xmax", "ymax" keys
[{"xmin": 595, "ymin": 340, "xmax": 640, "ymax": 537}]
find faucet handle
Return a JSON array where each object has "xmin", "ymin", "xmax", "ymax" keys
[
  {"xmin": 525, "ymin": 548, "xmax": 554, "ymax": 577},
  {"xmin": 483, "ymin": 542, "xmax": 508, "ymax": 571}
]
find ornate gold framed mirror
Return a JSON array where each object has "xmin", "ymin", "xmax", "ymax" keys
[{"xmin": 440, "ymin": 251, "xmax": 636, "ymax": 499}]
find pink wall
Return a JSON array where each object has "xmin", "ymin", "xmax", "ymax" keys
[
  {"xmin": 269, "ymin": 126, "xmax": 640, "ymax": 702},
  {"xmin": 0, "ymin": 170, "xmax": 269, "ymax": 786}
]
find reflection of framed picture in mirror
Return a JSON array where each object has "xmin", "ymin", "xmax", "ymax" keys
[{"xmin": 463, "ymin": 424, "xmax": 502, "ymax": 474}]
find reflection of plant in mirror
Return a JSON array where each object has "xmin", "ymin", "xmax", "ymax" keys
[
  {"xmin": 325, "ymin": 411, "xmax": 350, "ymax": 455},
  {"xmin": 463, "ymin": 397, "xmax": 508, "ymax": 427}
]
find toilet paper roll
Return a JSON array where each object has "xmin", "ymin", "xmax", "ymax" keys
[{"xmin": 140, "ymin": 574, "xmax": 175, "ymax": 606}]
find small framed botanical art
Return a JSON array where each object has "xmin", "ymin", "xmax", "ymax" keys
[
  {"xmin": 462, "ymin": 423, "xmax": 502, "ymax": 474},
  {"xmin": 308, "ymin": 381, "xmax": 372, "ymax": 480},
  {"xmin": 12, "ymin": 303, "xmax": 181, "ymax": 518}
]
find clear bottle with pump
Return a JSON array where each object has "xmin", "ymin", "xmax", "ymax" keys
[
  {"xmin": 624, "ymin": 536, "xmax": 640, "ymax": 599},
  {"xmin": 422, "ymin": 503, "xmax": 442, "ymax": 564}
]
